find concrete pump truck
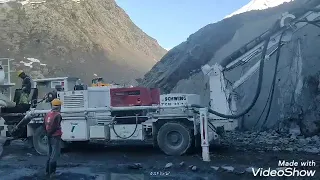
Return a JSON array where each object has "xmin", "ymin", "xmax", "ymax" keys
[{"xmin": 1, "ymin": 0, "xmax": 320, "ymax": 162}]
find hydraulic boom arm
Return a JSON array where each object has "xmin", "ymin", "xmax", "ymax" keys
[
  {"xmin": 197, "ymin": 1, "xmax": 320, "ymax": 162},
  {"xmin": 200, "ymin": 4, "xmax": 320, "ymax": 120}
]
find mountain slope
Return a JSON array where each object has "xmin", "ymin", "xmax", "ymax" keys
[
  {"xmin": 141, "ymin": 0, "xmax": 320, "ymax": 136},
  {"xmin": 225, "ymin": 0, "xmax": 294, "ymax": 18},
  {"xmin": 0, "ymin": 0, "xmax": 166, "ymax": 85}
]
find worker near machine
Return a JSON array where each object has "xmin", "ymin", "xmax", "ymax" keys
[
  {"xmin": 17, "ymin": 70, "xmax": 32, "ymax": 104},
  {"xmin": 44, "ymin": 98, "xmax": 63, "ymax": 177}
]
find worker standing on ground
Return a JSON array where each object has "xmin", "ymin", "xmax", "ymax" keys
[
  {"xmin": 44, "ymin": 98, "xmax": 63, "ymax": 177},
  {"xmin": 17, "ymin": 70, "xmax": 32, "ymax": 104}
]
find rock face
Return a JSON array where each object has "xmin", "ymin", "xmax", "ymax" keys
[
  {"xmin": 0, "ymin": 0, "xmax": 166, "ymax": 87},
  {"xmin": 141, "ymin": 0, "xmax": 320, "ymax": 136}
]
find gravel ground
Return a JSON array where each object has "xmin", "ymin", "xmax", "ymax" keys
[{"xmin": 1, "ymin": 131, "xmax": 320, "ymax": 180}]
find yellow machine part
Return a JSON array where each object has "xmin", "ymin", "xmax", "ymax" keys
[
  {"xmin": 91, "ymin": 77, "xmax": 112, "ymax": 87},
  {"xmin": 92, "ymin": 83, "xmax": 112, "ymax": 87}
]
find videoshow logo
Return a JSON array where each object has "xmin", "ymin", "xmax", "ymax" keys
[{"xmin": 252, "ymin": 160, "xmax": 316, "ymax": 177}]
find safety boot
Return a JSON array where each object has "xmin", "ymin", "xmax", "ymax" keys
[
  {"xmin": 52, "ymin": 162, "xmax": 57, "ymax": 173},
  {"xmin": 49, "ymin": 162, "xmax": 57, "ymax": 178}
]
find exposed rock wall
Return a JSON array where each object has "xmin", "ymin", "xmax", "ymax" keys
[
  {"xmin": 141, "ymin": 17, "xmax": 244, "ymax": 94},
  {"xmin": 141, "ymin": 0, "xmax": 320, "ymax": 136},
  {"xmin": 235, "ymin": 25, "xmax": 320, "ymax": 137}
]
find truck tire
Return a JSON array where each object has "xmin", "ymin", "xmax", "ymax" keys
[
  {"xmin": 157, "ymin": 122, "xmax": 192, "ymax": 156},
  {"xmin": 33, "ymin": 126, "xmax": 48, "ymax": 156}
]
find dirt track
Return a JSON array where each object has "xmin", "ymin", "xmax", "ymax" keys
[{"xmin": 0, "ymin": 140, "xmax": 320, "ymax": 180}]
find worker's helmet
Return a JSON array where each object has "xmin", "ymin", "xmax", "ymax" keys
[
  {"xmin": 51, "ymin": 98, "xmax": 62, "ymax": 106},
  {"xmin": 17, "ymin": 70, "xmax": 24, "ymax": 77}
]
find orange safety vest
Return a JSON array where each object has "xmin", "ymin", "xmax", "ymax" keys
[{"xmin": 44, "ymin": 111, "xmax": 62, "ymax": 136}]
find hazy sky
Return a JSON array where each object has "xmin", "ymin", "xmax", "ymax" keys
[{"xmin": 116, "ymin": 0, "xmax": 249, "ymax": 50}]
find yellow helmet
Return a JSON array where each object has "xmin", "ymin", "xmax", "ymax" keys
[
  {"xmin": 17, "ymin": 70, "xmax": 24, "ymax": 77},
  {"xmin": 51, "ymin": 98, "xmax": 62, "ymax": 106}
]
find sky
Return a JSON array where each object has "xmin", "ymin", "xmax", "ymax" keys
[{"xmin": 116, "ymin": 0, "xmax": 250, "ymax": 50}]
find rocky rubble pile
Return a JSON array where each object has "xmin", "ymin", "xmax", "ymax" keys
[{"xmin": 222, "ymin": 130, "xmax": 320, "ymax": 154}]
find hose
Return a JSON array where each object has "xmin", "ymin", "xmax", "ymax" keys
[
  {"xmin": 190, "ymin": 21, "xmax": 280, "ymax": 119},
  {"xmin": 246, "ymin": 33, "xmax": 285, "ymax": 142},
  {"xmin": 111, "ymin": 115, "xmax": 139, "ymax": 139},
  {"xmin": 192, "ymin": 109, "xmax": 217, "ymax": 131},
  {"xmin": 192, "ymin": 14, "xmax": 320, "ymax": 119},
  {"xmin": 253, "ymin": 86, "xmax": 273, "ymax": 129},
  {"xmin": 254, "ymin": 32, "xmax": 285, "ymax": 129},
  {"xmin": 256, "ymin": 19, "xmax": 320, "ymax": 129},
  {"xmin": 259, "ymin": 32, "xmax": 285, "ymax": 129}
]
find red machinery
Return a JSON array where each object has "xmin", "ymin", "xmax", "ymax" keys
[{"xmin": 110, "ymin": 87, "xmax": 160, "ymax": 107}]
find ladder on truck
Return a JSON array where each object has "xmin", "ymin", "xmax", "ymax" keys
[{"xmin": 198, "ymin": 3, "xmax": 320, "ymax": 161}]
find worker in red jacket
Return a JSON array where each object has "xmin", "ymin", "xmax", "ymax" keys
[{"xmin": 44, "ymin": 98, "xmax": 63, "ymax": 177}]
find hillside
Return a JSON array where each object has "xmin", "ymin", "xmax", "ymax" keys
[
  {"xmin": 0, "ymin": 0, "xmax": 166, "ymax": 86},
  {"xmin": 141, "ymin": 0, "xmax": 320, "ymax": 136}
]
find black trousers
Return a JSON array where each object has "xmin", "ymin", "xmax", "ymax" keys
[{"xmin": 46, "ymin": 136, "xmax": 61, "ymax": 174}]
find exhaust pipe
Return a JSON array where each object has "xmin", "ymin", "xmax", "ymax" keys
[
  {"xmin": 0, "ymin": 111, "xmax": 34, "ymax": 156},
  {"xmin": 10, "ymin": 110, "xmax": 34, "ymax": 137}
]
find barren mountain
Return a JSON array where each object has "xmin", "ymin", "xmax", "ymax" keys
[
  {"xmin": 225, "ymin": 0, "xmax": 294, "ymax": 18},
  {"xmin": 0, "ymin": 0, "xmax": 166, "ymax": 86},
  {"xmin": 141, "ymin": 0, "xmax": 320, "ymax": 136}
]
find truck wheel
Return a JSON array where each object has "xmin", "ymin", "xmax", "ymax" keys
[
  {"xmin": 157, "ymin": 122, "xmax": 192, "ymax": 156},
  {"xmin": 33, "ymin": 126, "xmax": 48, "ymax": 156}
]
